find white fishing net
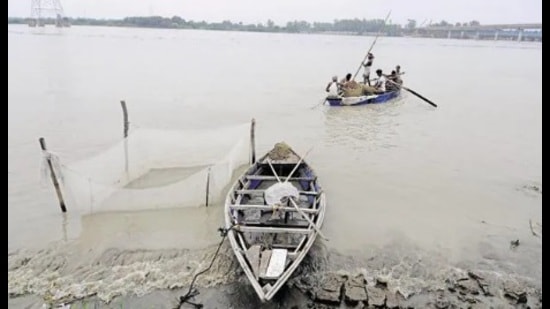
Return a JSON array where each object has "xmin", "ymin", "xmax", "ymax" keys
[{"xmin": 41, "ymin": 122, "xmax": 252, "ymax": 214}]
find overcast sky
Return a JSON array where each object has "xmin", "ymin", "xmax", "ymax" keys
[{"xmin": 8, "ymin": 0, "xmax": 542, "ymax": 26}]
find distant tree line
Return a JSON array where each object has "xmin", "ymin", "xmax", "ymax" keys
[{"xmin": 7, "ymin": 16, "xmax": 484, "ymax": 35}]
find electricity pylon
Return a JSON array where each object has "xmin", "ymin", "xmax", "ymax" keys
[{"xmin": 29, "ymin": 0, "xmax": 69, "ymax": 27}]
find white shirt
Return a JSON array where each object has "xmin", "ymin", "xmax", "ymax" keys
[
  {"xmin": 363, "ymin": 60, "xmax": 373, "ymax": 76},
  {"xmin": 374, "ymin": 75, "xmax": 386, "ymax": 92},
  {"xmin": 326, "ymin": 81, "xmax": 339, "ymax": 96}
]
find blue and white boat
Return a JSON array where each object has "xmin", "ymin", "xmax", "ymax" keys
[{"xmin": 325, "ymin": 89, "xmax": 401, "ymax": 106}]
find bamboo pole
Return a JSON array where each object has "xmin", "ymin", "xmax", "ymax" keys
[
  {"xmin": 250, "ymin": 118, "xmax": 256, "ymax": 164},
  {"xmin": 120, "ymin": 100, "xmax": 129, "ymax": 138},
  {"xmin": 62, "ymin": 212, "xmax": 68, "ymax": 242},
  {"xmin": 39, "ymin": 137, "xmax": 67, "ymax": 212},
  {"xmin": 120, "ymin": 100, "xmax": 129, "ymax": 174},
  {"xmin": 205, "ymin": 167, "xmax": 211, "ymax": 207},
  {"xmin": 352, "ymin": 11, "xmax": 392, "ymax": 81}
]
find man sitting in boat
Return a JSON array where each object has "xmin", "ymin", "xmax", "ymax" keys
[
  {"xmin": 372, "ymin": 69, "xmax": 387, "ymax": 93},
  {"xmin": 339, "ymin": 73, "xmax": 351, "ymax": 87},
  {"xmin": 340, "ymin": 73, "xmax": 363, "ymax": 97},
  {"xmin": 395, "ymin": 65, "xmax": 404, "ymax": 78},
  {"xmin": 325, "ymin": 75, "xmax": 341, "ymax": 98},
  {"xmin": 385, "ymin": 70, "xmax": 400, "ymax": 91},
  {"xmin": 394, "ymin": 65, "xmax": 404, "ymax": 85},
  {"xmin": 360, "ymin": 69, "xmax": 386, "ymax": 95}
]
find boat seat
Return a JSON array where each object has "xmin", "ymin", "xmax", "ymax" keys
[
  {"xmin": 245, "ymin": 244, "xmax": 261, "ymax": 279},
  {"xmin": 245, "ymin": 175, "xmax": 316, "ymax": 181},
  {"xmin": 236, "ymin": 189, "xmax": 319, "ymax": 196},
  {"xmin": 259, "ymin": 248, "xmax": 288, "ymax": 280}
]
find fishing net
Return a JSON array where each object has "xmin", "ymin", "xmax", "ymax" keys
[
  {"xmin": 267, "ymin": 142, "xmax": 292, "ymax": 160},
  {"xmin": 342, "ymin": 81, "xmax": 364, "ymax": 97},
  {"xmin": 40, "ymin": 122, "xmax": 252, "ymax": 214}
]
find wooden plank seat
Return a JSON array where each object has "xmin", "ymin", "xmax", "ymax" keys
[
  {"xmin": 229, "ymin": 204, "xmax": 320, "ymax": 214},
  {"xmin": 245, "ymin": 175, "xmax": 316, "ymax": 181},
  {"xmin": 236, "ymin": 189, "xmax": 320, "ymax": 196},
  {"xmin": 235, "ymin": 226, "xmax": 313, "ymax": 234}
]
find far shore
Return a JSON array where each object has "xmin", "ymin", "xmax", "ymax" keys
[{"xmin": 7, "ymin": 19, "xmax": 542, "ymax": 42}]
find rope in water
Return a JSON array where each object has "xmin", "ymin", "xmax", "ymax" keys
[{"xmin": 173, "ymin": 224, "xmax": 237, "ymax": 309}]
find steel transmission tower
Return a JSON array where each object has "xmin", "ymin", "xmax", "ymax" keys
[{"xmin": 29, "ymin": 0, "xmax": 69, "ymax": 27}]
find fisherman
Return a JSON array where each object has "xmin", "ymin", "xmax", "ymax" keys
[
  {"xmin": 385, "ymin": 70, "xmax": 399, "ymax": 91},
  {"xmin": 341, "ymin": 73, "xmax": 361, "ymax": 97},
  {"xmin": 372, "ymin": 69, "xmax": 386, "ymax": 93},
  {"xmin": 325, "ymin": 75, "xmax": 340, "ymax": 97},
  {"xmin": 362, "ymin": 53, "xmax": 375, "ymax": 86},
  {"xmin": 340, "ymin": 73, "xmax": 352, "ymax": 87},
  {"xmin": 395, "ymin": 65, "xmax": 404, "ymax": 85}
]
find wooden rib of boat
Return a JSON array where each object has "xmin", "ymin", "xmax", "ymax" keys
[{"xmin": 224, "ymin": 142, "xmax": 326, "ymax": 302}]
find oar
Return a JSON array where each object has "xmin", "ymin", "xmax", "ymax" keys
[
  {"xmin": 310, "ymin": 97, "xmax": 327, "ymax": 109},
  {"xmin": 352, "ymin": 11, "xmax": 392, "ymax": 81},
  {"xmin": 288, "ymin": 197, "xmax": 328, "ymax": 241},
  {"xmin": 284, "ymin": 146, "xmax": 314, "ymax": 182},
  {"xmin": 387, "ymin": 79, "xmax": 438, "ymax": 108},
  {"xmin": 265, "ymin": 158, "xmax": 282, "ymax": 183},
  {"xmin": 281, "ymin": 147, "xmax": 329, "ymax": 240},
  {"xmin": 265, "ymin": 158, "xmax": 329, "ymax": 241}
]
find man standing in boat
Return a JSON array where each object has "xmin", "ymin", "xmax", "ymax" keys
[{"xmin": 362, "ymin": 53, "xmax": 375, "ymax": 86}]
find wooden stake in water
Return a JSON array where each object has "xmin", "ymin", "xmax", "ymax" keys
[
  {"xmin": 120, "ymin": 100, "xmax": 129, "ymax": 174},
  {"xmin": 120, "ymin": 100, "xmax": 129, "ymax": 138},
  {"xmin": 205, "ymin": 166, "xmax": 211, "ymax": 207},
  {"xmin": 250, "ymin": 118, "xmax": 256, "ymax": 164},
  {"xmin": 39, "ymin": 137, "xmax": 67, "ymax": 213}
]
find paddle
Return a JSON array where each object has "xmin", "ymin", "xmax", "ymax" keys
[
  {"xmin": 284, "ymin": 146, "xmax": 314, "ymax": 182},
  {"xmin": 387, "ymin": 79, "xmax": 438, "ymax": 108},
  {"xmin": 310, "ymin": 97, "xmax": 327, "ymax": 109},
  {"xmin": 265, "ymin": 158, "xmax": 329, "ymax": 241},
  {"xmin": 352, "ymin": 11, "xmax": 392, "ymax": 81}
]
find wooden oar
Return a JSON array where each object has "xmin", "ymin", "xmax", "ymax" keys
[
  {"xmin": 265, "ymin": 158, "xmax": 329, "ymax": 241},
  {"xmin": 310, "ymin": 97, "xmax": 327, "ymax": 109},
  {"xmin": 387, "ymin": 79, "xmax": 438, "ymax": 108},
  {"xmin": 284, "ymin": 146, "xmax": 314, "ymax": 183},
  {"xmin": 288, "ymin": 198, "xmax": 328, "ymax": 241},
  {"xmin": 265, "ymin": 158, "xmax": 282, "ymax": 182},
  {"xmin": 352, "ymin": 11, "xmax": 392, "ymax": 81}
]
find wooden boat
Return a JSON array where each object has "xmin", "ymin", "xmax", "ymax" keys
[
  {"xmin": 325, "ymin": 89, "xmax": 401, "ymax": 106},
  {"xmin": 224, "ymin": 142, "xmax": 326, "ymax": 302}
]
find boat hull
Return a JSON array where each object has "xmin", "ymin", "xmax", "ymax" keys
[
  {"xmin": 326, "ymin": 90, "xmax": 401, "ymax": 106},
  {"xmin": 224, "ymin": 143, "xmax": 326, "ymax": 302}
]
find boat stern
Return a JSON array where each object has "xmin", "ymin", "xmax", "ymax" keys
[{"xmin": 325, "ymin": 97, "xmax": 343, "ymax": 106}]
